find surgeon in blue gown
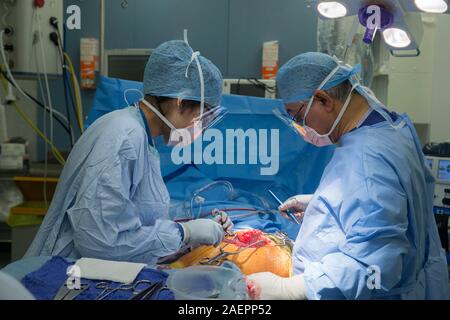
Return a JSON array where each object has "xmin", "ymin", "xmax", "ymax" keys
[
  {"xmin": 247, "ymin": 52, "xmax": 449, "ymax": 300},
  {"xmin": 25, "ymin": 40, "xmax": 233, "ymax": 266}
]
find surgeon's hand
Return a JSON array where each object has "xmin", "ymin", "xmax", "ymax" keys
[
  {"xmin": 213, "ymin": 211, "xmax": 234, "ymax": 236},
  {"xmin": 180, "ymin": 219, "xmax": 225, "ymax": 247},
  {"xmin": 279, "ymin": 194, "xmax": 314, "ymax": 222},
  {"xmin": 246, "ymin": 273, "xmax": 307, "ymax": 300}
]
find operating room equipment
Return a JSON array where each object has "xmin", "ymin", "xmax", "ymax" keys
[
  {"xmin": 189, "ymin": 181, "xmax": 235, "ymax": 219},
  {"xmin": 222, "ymin": 79, "xmax": 277, "ymax": 99},
  {"xmin": 103, "ymin": 49, "xmax": 153, "ymax": 81},
  {"xmin": 306, "ymin": 0, "xmax": 444, "ymax": 55},
  {"xmin": 424, "ymin": 147, "xmax": 450, "ymax": 252},
  {"xmin": 1, "ymin": 0, "xmax": 64, "ymax": 75},
  {"xmin": 53, "ymin": 283, "xmax": 89, "ymax": 300},
  {"xmin": 212, "ymin": 209, "xmax": 235, "ymax": 236},
  {"xmin": 95, "ymin": 280, "xmax": 153, "ymax": 300},
  {"xmin": 184, "ymin": 181, "xmax": 273, "ymax": 221},
  {"xmin": 129, "ymin": 281, "xmax": 167, "ymax": 300},
  {"xmin": 268, "ymin": 190, "xmax": 301, "ymax": 225},
  {"xmin": 19, "ymin": 256, "xmax": 174, "ymax": 300}
]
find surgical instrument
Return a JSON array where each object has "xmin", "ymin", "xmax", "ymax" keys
[
  {"xmin": 212, "ymin": 209, "xmax": 235, "ymax": 236},
  {"xmin": 268, "ymin": 190, "xmax": 301, "ymax": 225},
  {"xmin": 95, "ymin": 280, "xmax": 153, "ymax": 300},
  {"xmin": 200, "ymin": 239, "xmax": 266, "ymax": 266},
  {"xmin": 54, "ymin": 283, "xmax": 89, "ymax": 300},
  {"xmin": 129, "ymin": 281, "xmax": 167, "ymax": 300}
]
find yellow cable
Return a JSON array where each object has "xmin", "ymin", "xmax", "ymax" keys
[
  {"xmin": 63, "ymin": 53, "xmax": 84, "ymax": 132},
  {"xmin": 63, "ymin": 53, "xmax": 83, "ymax": 131},
  {"xmin": 0, "ymin": 75, "xmax": 66, "ymax": 165}
]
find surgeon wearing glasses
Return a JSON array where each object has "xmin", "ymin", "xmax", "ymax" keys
[{"xmin": 247, "ymin": 52, "xmax": 449, "ymax": 300}]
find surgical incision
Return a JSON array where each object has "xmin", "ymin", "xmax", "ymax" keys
[{"xmin": 170, "ymin": 230, "xmax": 293, "ymax": 278}]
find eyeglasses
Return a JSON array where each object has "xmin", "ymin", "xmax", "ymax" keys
[{"xmin": 290, "ymin": 103, "xmax": 308, "ymax": 126}]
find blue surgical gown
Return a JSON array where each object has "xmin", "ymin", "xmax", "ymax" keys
[
  {"xmin": 26, "ymin": 106, "xmax": 183, "ymax": 266},
  {"xmin": 293, "ymin": 112, "xmax": 450, "ymax": 300}
]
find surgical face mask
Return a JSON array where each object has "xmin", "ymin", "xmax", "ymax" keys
[
  {"xmin": 141, "ymin": 99, "xmax": 202, "ymax": 147},
  {"xmin": 294, "ymin": 61, "xmax": 357, "ymax": 147},
  {"xmin": 123, "ymin": 88, "xmax": 200, "ymax": 147}
]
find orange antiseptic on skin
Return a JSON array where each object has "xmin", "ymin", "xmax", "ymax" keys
[{"xmin": 171, "ymin": 230, "xmax": 293, "ymax": 277}]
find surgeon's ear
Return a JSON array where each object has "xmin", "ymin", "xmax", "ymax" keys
[{"xmin": 314, "ymin": 90, "xmax": 334, "ymax": 113}]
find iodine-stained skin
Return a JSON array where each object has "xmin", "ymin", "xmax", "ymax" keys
[{"xmin": 170, "ymin": 230, "xmax": 293, "ymax": 278}]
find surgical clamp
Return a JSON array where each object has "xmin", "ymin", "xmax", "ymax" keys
[
  {"xmin": 53, "ymin": 283, "xmax": 89, "ymax": 300},
  {"xmin": 95, "ymin": 280, "xmax": 153, "ymax": 300},
  {"xmin": 200, "ymin": 239, "xmax": 265, "ymax": 265},
  {"xmin": 129, "ymin": 281, "xmax": 167, "ymax": 300}
]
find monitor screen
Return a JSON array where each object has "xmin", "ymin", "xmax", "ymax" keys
[
  {"xmin": 438, "ymin": 160, "xmax": 450, "ymax": 181},
  {"xmin": 230, "ymin": 83, "xmax": 267, "ymax": 98},
  {"xmin": 107, "ymin": 55, "xmax": 150, "ymax": 82}
]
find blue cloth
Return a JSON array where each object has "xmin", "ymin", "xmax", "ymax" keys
[
  {"xmin": 277, "ymin": 52, "xmax": 361, "ymax": 104},
  {"xmin": 292, "ymin": 107, "xmax": 450, "ymax": 299},
  {"xmin": 144, "ymin": 40, "xmax": 223, "ymax": 107},
  {"xmin": 21, "ymin": 257, "xmax": 174, "ymax": 300},
  {"xmin": 25, "ymin": 106, "xmax": 183, "ymax": 266},
  {"xmin": 84, "ymin": 76, "xmax": 144, "ymax": 129}
]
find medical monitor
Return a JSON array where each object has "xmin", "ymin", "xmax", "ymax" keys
[{"xmin": 103, "ymin": 49, "xmax": 153, "ymax": 82}]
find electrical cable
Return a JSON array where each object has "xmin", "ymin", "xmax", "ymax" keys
[
  {"xmin": 0, "ymin": 69, "xmax": 72, "ymax": 135},
  {"xmin": 36, "ymin": 11, "xmax": 55, "ymax": 152},
  {"xmin": 0, "ymin": 76, "xmax": 66, "ymax": 165},
  {"xmin": 61, "ymin": 25, "xmax": 80, "ymax": 132},
  {"xmin": 174, "ymin": 207, "xmax": 271, "ymax": 223},
  {"xmin": 50, "ymin": 27, "xmax": 75, "ymax": 146},
  {"xmin": 50, "ymin": 19, "xmax": 80, "ymax": 140},
  {"xmin": 245, "ymin": 78, "xmax": 277, "ymax": 94},
  {"xmin": 33, "ymin": 32, "xmax": 50, "ymax": 207},
  {"xmin": 0, "ymin": 31, "xmax": 72, "ymax": 134},
  {"xmin": 1, "ymin": 0, "xmax": 15, "ymax": 27},
  {"xmin": 64, "ymin": 52, "xmax": 84, "ymax": 132}
]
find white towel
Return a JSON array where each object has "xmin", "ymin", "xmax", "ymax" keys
[{"xmin": 74, "ymin": 258, "xmax": 146, "ymax": 284}]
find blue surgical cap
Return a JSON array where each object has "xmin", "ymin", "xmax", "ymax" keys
[
  {"xmin": 277, "ymin": 52, "xmax": 361, "ymax": 104},
  {"xmin": 143, "ymin": 40, "xmax": 223, "ymax": 107}
]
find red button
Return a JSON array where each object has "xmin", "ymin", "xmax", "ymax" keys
[{"xmin": 34, "ymin": 0, "xmax": 45, "ymax": 8}]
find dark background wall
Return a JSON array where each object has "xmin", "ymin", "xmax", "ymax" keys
[{"xmin": 40, "ymin": 0, "xmax": 317, "ymax": 159}]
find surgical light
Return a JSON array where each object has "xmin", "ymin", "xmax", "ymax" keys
[
  {"xmin": 317, "ymin": 2, "xmax": 348, "ymax": 18},
  {"xmin": 414, "ymin": 0, "xmax": 448, "ymax": 13},
  {"xmin": 382, "ymin": 28, "xmax": 412, "ymax": 48}
]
